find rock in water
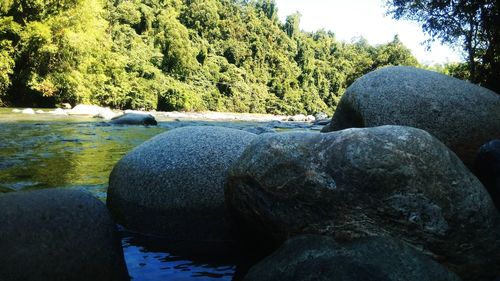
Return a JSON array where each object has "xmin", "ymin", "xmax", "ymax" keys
[
  {"xmin": 21, "ymin": 108, "xmax": 35, "ymax": 114},
  {"xmin": 68, "ymin": 104, "xmax": 106, "ymax": 116},
  {"xmin": 225, "ymin": 126, "xmax": 500, "ymax": 281},
  {"xmin": 0, "ymin": 189, "xmax": 129, "ymax": 281},
  {"xmin": 110, "ymin": 113, "xmax": 157, "ymax": 125},
  {"xmin": 244, "ymin": 235, "xmax": 461, "ymax": 281},
  {"xmin": 107, "ymin": 126, "xmax": 256, "ymax": 245},
  {"xmin": 475, "ymin": 139, "xmax": 500, "ymax": 210},
  {"xmin": 321, "ymin": 66, "xmax": 500, "ymax": 167}
]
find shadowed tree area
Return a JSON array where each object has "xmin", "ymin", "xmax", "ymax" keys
[
  {"xmin": 0, "ymin": 0, "xmax": 420, "ymax": 114},
  {"xmin": 386, "ymin": 0, "xmax": 500, "ymax": 94}
]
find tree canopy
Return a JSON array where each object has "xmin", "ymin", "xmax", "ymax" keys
[
  {"xmin": 1, "ymin": 0, "xmax": 420, "ymax": 113},
  {"xmin": 386, "ymin": 0, "xmax": 500, "ymax": 94}
]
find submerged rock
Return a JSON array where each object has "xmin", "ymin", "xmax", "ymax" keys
[
  {"xmin": 244, "ymin": 235, "xmax": 461, "ymax": 281},
  {"xmin": 321, "ymin": 66, "xmax": 500, "ymax": 167},
  {"xmin": 109, "ymin": 113, "xmax": 157, "ymax": 125},
  {"xmin": 0, "ymin": 189, "xmax": 129, "ymax": 281},
  {"xmin": 107, "ymin": 126, "xmax": 256, "ymax": 246},
  {"xmin": 225, "ymin": 125, "xmax": 500, "ymax": 281}
]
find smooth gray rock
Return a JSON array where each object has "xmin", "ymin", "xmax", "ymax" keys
[
  {"xmin": 244, "ymin": 235, "xmax": 461, "ymax": 281},
  {"xmin": 0, "ymin": 189, "xmax": 129, "ymax": 281},
  {"xmin": 321, "ymin": 66, "xmax": 500, "ymax": 167},
  {"xmin": 110, "ymin": 113, "xmax": 157, "ymax": 125},
  {"xmin": 225, "ymin": 126, "xmax": 500, "ymax": 281},
  {"xmin": 107, "ymin": 126, "xmax": 256, "ymax": 243},
  {"xmin": 243, "ymin": 126, "xmax": 276, "ymax": 135}
]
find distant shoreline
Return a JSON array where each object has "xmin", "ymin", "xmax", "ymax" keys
[{"xmin": 4, "ymin": 107, "xmax": 319, "ymax": 123}]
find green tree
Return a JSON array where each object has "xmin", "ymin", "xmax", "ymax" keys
[
  {"xmin": 284, "ymin": 12, "xmax": 300, "ymax": 37},
  {"xmin": 386, "ymin": 0, "xmax": 500, "ymax": 93}
]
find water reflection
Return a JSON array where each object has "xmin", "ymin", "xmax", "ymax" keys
[
  {"xmin": 121, "ymin": 230, "xmax": 236, "ymax": 281},
  {"xmin": 0, "ymin": 114, "xmax": 165, "ymax": 197}
]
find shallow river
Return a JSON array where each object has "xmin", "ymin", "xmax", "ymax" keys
[{"xmin": 0, "ymin": 108, "xmax": 319, "ymax": 280}]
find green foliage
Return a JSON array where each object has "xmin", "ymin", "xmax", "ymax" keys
[
  {"xmin": 1, "ymin": 0, "xmax": 421, "ymax": 112},
  {"xmin": 386, "ymin": 0, "xmax": 500, "ymax": 93}
]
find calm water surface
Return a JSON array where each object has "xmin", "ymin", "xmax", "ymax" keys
[{"xmin": 0, "ymin": 107, "xmax": 276, "ymax": 280}]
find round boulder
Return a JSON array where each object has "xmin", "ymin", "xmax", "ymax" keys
[
  {"xmin": 244, "ymin": 235, "xmax": 461, "ymax": 281},
  {"xmin": 107, "ymin": 126, "xmax": 256, "ymax": 243},
  {"xmin": 109, "ymin": 113, "xmax": 157, "ymax": 125},
  {"xmin": 321, "ymin": 66, "xmax": 500, "ymax": 167},
  {"xmin": 475, "ymin": 139, "xmax": 500, "ymax": 210},
  {"xmin": 0, "ymin": 189, "xmax": 129, "ymax": 281},
  {"xmin": 225, "ymin": 126, "xmax": 500, "ymax": 281}
]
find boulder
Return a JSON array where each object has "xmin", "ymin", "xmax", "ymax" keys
[
  {"xmin": 289, "ymin": 114, "xmax": 307, "ymax": 122},
  {"xmin": 243, "ymin": 126, "xmax": 276, "ymax": 135},
  {"xmin": 225, "ymin": 126, "xmax": 500, "ymax": 281},
  {"xmin": 321, "ymin": 66, "xmax": 500, "ymax": 167},
  {"xmin": 244, "ymin": 235, "xmax": 461, "ymax": 281},
  {"xmin": 314, "ymin": 112, "xmax": 328, "ymax": 120},
  {"xmin": 68, "ymin": 104, "xmax": 108, "ymax": 116},
  {"xmin": 48, "ymin": 108, "xmax": 68, "ymax": 115},
  {"xmin": 474, "ymin": 139, "xmax": 500, "ymax": 210},
  {"xmin": 21, "ymin": 108, "xmax": 35, "ymax": 114},
  {"xmin": 109, "ymin": 113, "xmax": 157, "ymax": 125},
  {"xmin": 107, "ymin": 126, "xmax": 257, "ymax": 244},
  {"xmin": 94, "ymin": 108, "xmax": 117, "ymax": 120},
  {"xmin": 0, "ymin": 189, "xmax": 129, "ymax": 281}
]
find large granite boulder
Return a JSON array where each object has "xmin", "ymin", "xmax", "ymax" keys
[
  {"xmin": 110, "ymin": 113, "xmax": 157, "ymax": 125},
  {"xmin": 225, "ymin": 126, "xmax": 500, "ymax": 281},
  {"xmin": 321, "ymin": 66, "xmax": 500, "ymax": 167},
  {"xmin": 475, "ymin": 139, "xmax": 500, "ymax": 210},
  {"xmin": 244, "ymin": 235, "xmax": 461, "ymax": 281},
  {"xmin": 0, "ymin": 189, "xmax": 129, "ymax": 281},
  {"xmin": 107, "ymin": 126, "xmax": 256, "ymax": 244}
]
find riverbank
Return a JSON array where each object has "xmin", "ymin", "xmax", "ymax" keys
[{"xmin": 6, "ymin": 105, "xmax": 322, "ymax": 123}]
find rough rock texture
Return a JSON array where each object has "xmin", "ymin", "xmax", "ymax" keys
[
  {"xmin": 0, "ymin": 189, "xmax": 129, "ymax": 281},
  {"xmin": 225, "ymin": 126, "xmax": 500, "ymax": 281},
  {"xmin": 474, "ymin": 139, "xmax": 500, "ymax": 210},
  {"xmin": 321, "ymin": 66, "xmax": 500, "ymax": 167},
  {"xmin": 110, "ymin": 113, "xmax": 157, "ymax": 125},
  {"xmin": 107, "ymin": 126, "xmax": 256, "ymax": 243},
  {"xmin": 244, "ymin": 235, "xmax": 461, "ymax": 281}
]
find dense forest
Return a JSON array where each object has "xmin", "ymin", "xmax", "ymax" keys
[{"xmin": 0, "ymin": 0, "xmax": 421, "ymax": 114}]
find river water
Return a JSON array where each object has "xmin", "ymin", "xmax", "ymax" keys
[{"xmin": 0, "ymin": 108, "xmax": 317, "ymax": 280}]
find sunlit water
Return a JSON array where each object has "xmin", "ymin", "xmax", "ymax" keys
[{"xmin": 0, "ymin": 108, "xmax": 300, "ymax": 280}]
